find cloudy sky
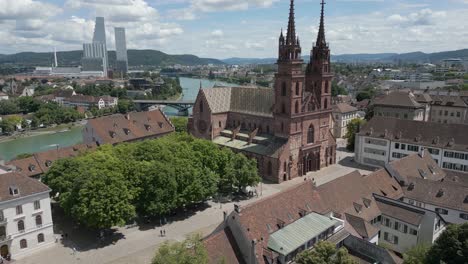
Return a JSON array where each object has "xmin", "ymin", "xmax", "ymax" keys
[{"xmin": 1, "ymin": 0, "xmax": 468, "ymax": 58}]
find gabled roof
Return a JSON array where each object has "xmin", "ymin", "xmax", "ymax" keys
[
  {"xmin": 7, "ymin": 156, "xmax": 43, "ymax": 178},
  {"xmin": 201, "ymin": 87, "xmax": 274, "ymax": 117},
  {"xmin": 85, "ymin": 110, "xmax": 174, "ymax": 145},
  {"xmin": 375, "ymin": 195, "xmax": 425, "ymax": 226},
  {"xmin": 0, "ymin": 172, "xmax": 50, "ymax": 203},
  {"xmin": 204, "ymin": 227, "xmax": 244, "ymax": 264},
  {"xmin": 345, "ymin": 213, "xmax": 379, "ymax": 239},
  {"xmin": 373, "ymin": 92, "xmax": 423, "ymax": 109},
  {"xmin": 403, "ymin": 177, "xmax": 468, "ymax": 212},
  {"xmin": 333, "ymin": 103, "xmax": 358, "ymax": 114},
  {"xmin": 431, "ymin": 95, "xmax": 468, "ymax": 108},
  {"xmin": 34, "ymin": 144, "xmax": 94, "ymax": 173},
  {"xmin": 359, "ymin": 117, "xmax": 468, "ymax": 152},
  {"xmin": 385, "ymin": 151, "xmax": 445, "ymax": 185}
]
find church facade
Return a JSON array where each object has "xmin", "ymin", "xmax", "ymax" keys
[{"xmin": 188, "ymin": 0, "xmax": 336, "ymax": 183}]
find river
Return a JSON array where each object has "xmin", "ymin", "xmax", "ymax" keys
[{"xmin": 0, "ymin": 77, "xmax": 238, "ymax": 161}]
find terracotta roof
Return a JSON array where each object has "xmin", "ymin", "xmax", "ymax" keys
[
  {"xmin": 0, "ymin": 172, "xmax": 50, "ymax": 203},
  {"xmin": 201, "ymin": 87, "xmax": 274, "ymax": 117},
  {"xmin": 7, "ymin": 156, "xmax": 43, "ymax": 178},
  {"xmin": 204, "ymin": 227, "xmax": 245, "ymax": 264},
  {"xmin": 333, "ymin": 103, "xmax": 358, "ymax": 114},
  {"xmin": 373, "ymin": 92, "xmax": 423, "ymax": 109},
  {"xmin": 85, "ymin": 110, "xmax": 174, "ymax": 145},
  {"xmin": 375, "ymin": 195, "xmax": 424, "ymax": 226},
  {"xmin": 431, "ymin": 95, "xmax": 468, "ymax": 108},
  {"xmin": 385, "ymin": 151, "xmax": 445, "ymax": 185},
  {"xmin": 34, "ymin": 144, "xmax": 94, "ymax": 173},
  {"xmin": 345, "ymin": 213, "xmax": 379, "ymax": 239},
  {"xmin": 403, "ymin": 177, "xmax": 468, "ymax": 212},
  {"xmin": 443, "ymin": 170, "xmax": 468, "ymax": 188},
  {"xmin": 414, "ymin": 93, "xmax": 432, "ymax": 103},
  {"xmin": 64, "ymin": 94, "xmax": 116, "ymax": 104},
  {"xmin": 359, "ymin": 117, "xmax": 468, "ymax": 152}
]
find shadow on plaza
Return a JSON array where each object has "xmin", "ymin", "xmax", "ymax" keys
[
  {"xmin": 51, "ymin": 204, "xmax": 125, "ymax": 253},
  {"xmin": 338, "ymin": 156, "xmax": 377, "ymax": 172}
]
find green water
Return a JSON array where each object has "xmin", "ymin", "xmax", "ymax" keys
[
  {"xmin": 0, "ymin": 77, "xmax": 239, "ymax": 161},
  {"xmin": 0, "ymin": 125, "xmax": 84, "ymax": 161}
]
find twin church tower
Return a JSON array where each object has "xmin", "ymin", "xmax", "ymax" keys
[{"xmin": 189, "ymin": 0, "xmax": 336, "ymax": 183}]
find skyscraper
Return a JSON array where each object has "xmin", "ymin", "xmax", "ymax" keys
[
  {"xmin": 93, "ymin": 17, "xmax": 107, "ymax": 45},
  {"xmin": 82, "ymin": 17, "xmax": 108, "ymax": 76},
  {"xmin": 114, "ymin": 27, "xmax": 128, "ymax": 74}
]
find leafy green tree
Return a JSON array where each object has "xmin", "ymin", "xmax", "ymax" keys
[
  {"xmin": 225, "ymin": 153, "xmax": 260, "ymax": 193},
  {"xmin": 345, "ymin": 118, "xmax": 366, "ymax": 151},
  {"xmin": 0, "ymin": 100, "xmax": 20, "ymax": 115},
  {"xmin": 170, "ymin": 117, "xmax": 188, "ymax": 133},
  {"xmin": 17, "ymin": 96, "xmax": 41, "ymax": 113},
  {"xmin": 426, "ymin": 223, "xmax": 468, "ymax": 264},
  {"xmin": 332, "ymin": 81, "xmax": 348, "ymax": 97},
  {"xmin": 152, "ymin": 234, "xmax": 208, "ymax": 264},
  {"xmin": 295, "ymin": 241, "xmax": 357, "ymax": 264},
  {"xmin": 403, "ymin": 244, "xmax": 430, "ymax": 264},
  {"xmin": 117, "ymin": 99, "xmax": 135, "ymax": 114},
  {"xmin": 15, "ymin": 153, "xmax": 33, "ymax": 159}
]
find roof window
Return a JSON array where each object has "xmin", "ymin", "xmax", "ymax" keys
[
  {"xmin": 9, "ymin": 186, "xmax": 20, "ymax": 196},
  {"xmin": 436, "ymin": 189, "xmax": 444, "ymax": 198},
  {"xmin": 45, "ymin": 160, "xmax": 53, "ymax": 167},
  {"xmin": 28, "ymin": 164, "xmax": 36, "ymax": 171}
]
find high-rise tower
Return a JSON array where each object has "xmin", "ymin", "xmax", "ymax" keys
[
  {"xmin": 82, "ymin": 17, "xmax": 108, "ymax": 77},
  {"xmin": 114, "ymin": 27, "xmax": 128, "ymax": 75}
]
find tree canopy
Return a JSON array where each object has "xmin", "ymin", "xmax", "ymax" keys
[
  {"xmin": 426, "ymin": 223, "xmax": 468, "ymax": 264},
  {"xmin": 152, "ymin": 234, "xmax": 208, "ymax": 264},
  {"xmin": 295, "ymin": 241, "xmax": 357, "ymax": 264},
  {"xmin": 170, "ymin": 117, "xmax": 188, "ymax": 133},
  {"xmin": 43, "ymin": 133, "xmax": 260, "ymax": 229},
  {"xmin": 345, "ymin": 118, "xmax": 366, "ymax": 151}
]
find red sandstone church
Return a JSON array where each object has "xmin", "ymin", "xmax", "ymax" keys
[{"xmin": 189, "ymin": 0, "xmax": 336, "ymax": 183}]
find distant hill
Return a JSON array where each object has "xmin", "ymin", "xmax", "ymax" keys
[
  {"xmin": 222, "ymin": 49, "xmax": 468, "ymax": 65},
  {"xmin": 0, "ymin": 49, "xmax": 224, "ymax": 67}
]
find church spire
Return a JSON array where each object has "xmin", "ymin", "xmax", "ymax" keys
[
  {"xmin": 316, "ymin": 0, "xmax": 327, "ymax": 47},
  {"xmin": 286, "ymin": 0, "xmax": 296, "ymax": 45}
]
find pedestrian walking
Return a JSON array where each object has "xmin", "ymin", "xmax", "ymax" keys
[
  {"xmin": 163, "ymin": 229, "xmax": 166, "ymax": 237},
  {"xmin": 160, "ymin": 230, "xmax": 163, "ymax": 237},
  {"xmin": 72, "ymin": 247, "xmax": 77, "ymax": 256}
]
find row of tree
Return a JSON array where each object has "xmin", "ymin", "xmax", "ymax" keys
[{"xmin": 42, "ymin": 133, "xmax": 261, "ymax": 229}]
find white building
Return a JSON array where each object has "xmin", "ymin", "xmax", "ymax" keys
[
  {"xmin": 355, "ymin": 117, "xmax": 468, "ymax": 173},
  {"xmin": 0, "ymin": 92, "xmax": 8, "ymax": 101},
  {"xmin": 375, "ymin": 195, "xmax": 446, "ymax": 254},
  {"xmin": 0, "ymin": 173, "xmax": 54, "ymax": 260},
  {"xmin": 372, "ymin": 92, "xmax": 429, "ymax": 121},
  {"xmin": 332, "ymin": 103, "xmax": 359, "ymax": 138}
]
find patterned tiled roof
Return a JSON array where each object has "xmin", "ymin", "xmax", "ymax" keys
[
  {"xmin": 0, "ymin": 172, "xmax": 50, "ymax": 202},
  {"xmin": 201, "ymin": 87, "xmax": 274, "ymax": 117},
  {"xmin": 373, "ymin": 91, "xmax": 423, "ymax": 109}
]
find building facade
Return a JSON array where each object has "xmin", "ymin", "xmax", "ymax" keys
[
  {"xmin": 0, "ymin": 173, "xmax": 54, "ymax": 260},
  {"xmin": 355, "ymin": 117, "xmax": 468, "ymax": 173},
  {"xmin": 373, "ymin": 92, "xmax": 428, "ymax": 121},
  {"xmin": 114, "ymin": 27, "xmax": 128, "ymax": 75},
  {"xmin": 429, "ymin": 95, "xmax": 468, "ymax": 124},
  {"xmin": 82, "ymin": 17, "xmax": 108, "ymax": 76},
  {"xmin": 332, "ymin": 103, "xmax": 358, "ymax": 138},
  {"xmin": 188, "ymin": 0, "xmax": 336, "ymax": 183}
]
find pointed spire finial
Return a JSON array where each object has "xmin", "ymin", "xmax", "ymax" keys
[
  {"xmin": 286, "ymin": 0, "xmax": 296, "ymax": 45},
  {"xmin": 317, "ymin": 0, "xmax": 327, "ymax": 47}
]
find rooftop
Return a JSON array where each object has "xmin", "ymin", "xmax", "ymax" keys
[
  {"xmin": 333, "ymin": 103, "xmax": 358, "ymax": 114},
  {"xmin": 267, "ymin": 212, "xmax": 340, "ymax": 255},
  {"xmin": 373, "ymin": 92, "xmax": 423, "ymax": 109},
  {"xmin": 359, "ymin": 117, "xmax": 468, "ymax": 152},
  {"xmin": 0, "ymin": 172, "xmax": 50, "ymax": 203}
]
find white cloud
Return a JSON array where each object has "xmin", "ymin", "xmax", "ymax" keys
[
  {"xmin": 387, "ymin": 9, "xmax": 446, "ymax": 27},
  {"xmin": 0, "ymin": 0, "xmax": 61, "ymax": 20},
  {"xmin": 211, "ymin": 29, "xmax": 224, "ymax": 37}
]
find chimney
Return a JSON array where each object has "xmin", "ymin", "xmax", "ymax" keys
[
  {"xmin": 234, "ymin": 204, "xmax": 241, "ymax": 213},
  {"xmin": 125, "ymin": 113, "xmax": 130, "ymax": 120},
  {"xmin": 419, "ymin": 147, "xmax": 425, "ymax": 158}
]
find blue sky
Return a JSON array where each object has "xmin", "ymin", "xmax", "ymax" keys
[{"xmin": 1, "ymin": 0, "xmax": 468, "ymax": 58}]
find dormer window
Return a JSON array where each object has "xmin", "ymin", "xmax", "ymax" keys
[
  {"xmin": 353, "ymin": 202, "xmax": 362, "ymax": 214},
  {"xmin": 408, "ymin": 182, "xmax": 415, "ymax": 191},
  {"xmin": 109, "ymin": 131, "xmax": 117, "ymax": 138},
  {"xmin": 436, "ymin": 189, "xmax": 444, "ymax": 198},
  {"xmin": 45, "ymin": 160, "xmax": 53, "ymax": 167},
  {"xmin": 363, "ymin": 198, "xmax": 371, "ymax": 208},
  {"xmin": 418, "ymin": 169, "xmax": 427, "ymax": 179},
  {"xmin": 123, "ymin": 128, "xmax": 131, "ymax": 135},
  {"xmin": 28, "ymin": 164, "xmax": 36, "ymax": 171},
  {"xmin": 464, "ymin": 195, "xmax": 468, "ymax": 204},
  {"xmin": 158, "ymin": 122, "xmax": 164, "ymax": 128},
  {"xmin": 9, "ymin": 186, "xmax": 19, "ymax": 196},
  {"xmin": 145, "ymin": 124, "xmax": 151, "ymax": 131}
]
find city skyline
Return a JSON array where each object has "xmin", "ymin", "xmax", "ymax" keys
[{"xmin": 1, "ymin": 0, "xmax": 468, "ymax": 58}]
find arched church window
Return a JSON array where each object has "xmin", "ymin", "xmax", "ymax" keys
[
  {"xmin": 295, "ymin": 101, "xmax": 299, "ymax": 114},
  {"xmin": 267, "ymin": 161, "xmax": 272, "ymax": 176},
  {"xmin": 199, "ymin": 101, "xmax": 204, "ymax": 113},
  {"xmin": 281, "ymin": 82, "xmax": 287, "ymax": 96},
  {"xmin": 282, "ymin": 103, "xmax": 286, "ymax": 114},
  {"xmin": 324, "ymin": 98, "xmax": 328, "ymax": 109},
  {"xmin": 296, "ymin": 82, "xmax": 300, "ymax": 95},
  {"xmin": 307, "ymin": 125, "xmax": 315, "ymax": 144},
  {"xmin": 325, "ymin": 81, "xmax": 329, "ymax": 94}
]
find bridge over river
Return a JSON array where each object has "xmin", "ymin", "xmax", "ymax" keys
[{"xmin": 133, "ymin": 99, "xmax": 195, "ymax": 115}]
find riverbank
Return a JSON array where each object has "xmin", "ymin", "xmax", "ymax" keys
[{"xmin": 0, "ymin": 121, "xmax": 86, "ymax": 144}]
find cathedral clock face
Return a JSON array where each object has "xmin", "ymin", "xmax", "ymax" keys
[{"xmin": 198, "ymin": 120, "xmax": 207, "ymax": 133}]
